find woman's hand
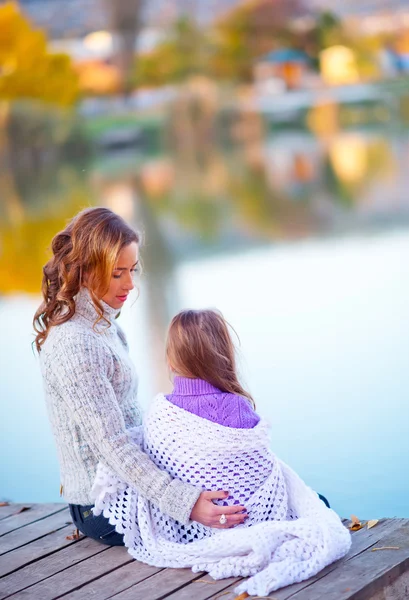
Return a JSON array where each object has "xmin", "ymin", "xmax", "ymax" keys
[{"xmin": 190, "ymin": 490, "xmax": 248, "ymax": 528}]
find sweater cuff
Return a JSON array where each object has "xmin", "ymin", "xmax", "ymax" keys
[{"xmin": 159, "ymin": 478, "xmax": 202, "ymax": 525}]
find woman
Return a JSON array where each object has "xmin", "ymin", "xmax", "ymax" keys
[{"xmin": 34, "ymin": 207, "xmax": 247, "ymax": 546}]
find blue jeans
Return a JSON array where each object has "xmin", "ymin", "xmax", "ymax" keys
[
  {"xmin": 68, "ymin": 504, "xmax": 125, "ymax": 546},
  {"xmin": 69, "ymin": 494, "xmax": 330, "ymax": 546}
]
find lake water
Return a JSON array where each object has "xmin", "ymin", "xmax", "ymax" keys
[
  {"xmin": 1, "ymin": 230, "xmax": 408, "ymax": 519},
  {"xmin": 1, "ymin": 99, "xmax": 409, "ymax": 519}
]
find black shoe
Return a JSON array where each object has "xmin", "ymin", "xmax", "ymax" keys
[{"xmin": 318, "ymin": 493, "xmax": 330, "ymax": 508}]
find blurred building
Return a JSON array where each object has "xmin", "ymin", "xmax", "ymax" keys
[
  {"xmin": 254, "ymin": 49, "xmax": 315, "ymax": 93},
  {"xmin": 308, "ymin": 0, "xmax": 409, "ymax": 34},
  {"xmin": 307, "ymin": 0, "xmax": 408, "ymax": 17}
]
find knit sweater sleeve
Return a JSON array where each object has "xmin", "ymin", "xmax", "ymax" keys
[{"xmin": 51, "ymin": 332, "xmax": 201, "ymax": 524}]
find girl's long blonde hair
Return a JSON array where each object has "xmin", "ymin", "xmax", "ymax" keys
[
  {"xmin": 33, "ymin": 207, "xmax": 139, "ymax": 352},
  {"xmin": 166, "ymin": 309, "xmax": 255, "ymax": 408}
]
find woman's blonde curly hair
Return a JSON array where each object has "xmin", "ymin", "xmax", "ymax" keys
[{"xmin": 33, "ymin": 207, "xmax": 139, "ymax": 352}]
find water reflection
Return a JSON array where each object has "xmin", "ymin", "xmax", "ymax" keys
[
  {"xmin": 0, "ymin": 102, "xmax": 93, "ymax": 293},
  {"xmin": 1, "ymin": 98, "xmax": 409, "ymax": 292}
]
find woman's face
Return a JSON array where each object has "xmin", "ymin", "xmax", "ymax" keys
[{"xmin": 102, "ymin": 242, "xmax": 139, "ymax": 309}]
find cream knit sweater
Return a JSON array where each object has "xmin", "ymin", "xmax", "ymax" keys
[{"xmin": 39, "ymin": 287, "xmax": 201, "ymax": 524}]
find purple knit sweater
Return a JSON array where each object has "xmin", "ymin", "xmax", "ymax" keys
[{"xmin": 166, "ymin": 377, "xmax": 260, "ymax": 429}]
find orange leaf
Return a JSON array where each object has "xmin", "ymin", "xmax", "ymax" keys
[
  {"xmin": 349, "ymin": 515, "xmax": 364, "ymax": 531},
  {"xmin": 15, "ymin": 506, "xmax": 31, "ymax": 514},
  {"xmin": 0, "ymin": 502, "xmax": 10, "ymax": 507},
  {"xmin": 66, "ymin": 528, "xmax": 82, "ymax": 541},
  {"xmin": 234, "ymin": 594, "xmax": 249, "ymax": 600}
]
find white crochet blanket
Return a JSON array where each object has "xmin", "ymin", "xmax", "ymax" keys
[{"xmin": 92, "ymin": 395, "xmax": 351, "ymax": 596}]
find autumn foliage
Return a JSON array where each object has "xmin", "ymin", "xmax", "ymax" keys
[{"xmin": 0, "ymin": 1, "xmax": 79, "ymax": 105}]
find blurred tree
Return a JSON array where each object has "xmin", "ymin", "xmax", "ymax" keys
[
  {"xmin": 350, "ymin": 35, "xmax": 384, "ymax": 81},
  {"xmin": 0, "ymin": 4, "xmax": 83, "ymax": 232},
  {"xmin": 104, "ymin": 0, "xmax": 143, "ymax": 95},
  {"xmin": 137, "ymin": 81, "xmax": 320, "ymax": 244},
  {"xmin": 0, "ymin": 2, "xmax": 79, "ymax": 105},
  {"xmin": 0, "ymin": 101, "xmax": 92, "ymax": 229},
  {"xmin": 135, "ymin": 1, "xmax": 308, "ymax": 87},
  {"xmin": 210, "ymin": 0, "xmax": 307, "ymax": 82},
  {"xmin": 6, "ymin": 103, "xmax": 91, "ymax": 205},
  {"xmin": 311, "ymin": 11, "xmax": 342, "ymax": 51},
  {"xmin": 134, "ymin": 17, "xmax": 208, "ymax": 87},
  {"xmin": 0, "ymin": 189, "xmax": 93, "ymax": 294}
]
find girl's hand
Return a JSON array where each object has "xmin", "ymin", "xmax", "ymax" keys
[{"xmin": 190, "ymin": 490, "xmax": 248, "ymax": 528}]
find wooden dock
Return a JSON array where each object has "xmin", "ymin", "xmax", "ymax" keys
[{"xmin": 1, "ymin": 504, "xmax": 408, "ymax": 599}]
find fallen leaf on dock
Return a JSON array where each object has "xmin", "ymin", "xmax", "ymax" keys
[
  {"xmin": 349, "ymin": 515, "xmax": 364, "ymax": 531},
  {"xmin": 0, "ymin": 502, "xmax": 10, "ymax": 507},
  {"xmin": 367, "ymin": 519, "xmax": 379, "ymax": 530},
  {"xmin": 66, "ymin": 528, "xmax": 82, "ymax": 540},
  {"xmin": 194, "ymin": 579, "xmax": 219, "ymax": 584},
  {"xmin": 233, "ymin": 594, "xmax": 249, "ymax": 600},
  {"xmin": 15, "ymin": 506, "xmax": 31, "ymax": 514},
  {"xmin": 371, "ymin": 546, "xmax": 400, "ymax": 551}
]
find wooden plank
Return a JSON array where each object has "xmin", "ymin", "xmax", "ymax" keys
[
  {"xmin": 370, "ymin": 569, "xmax": 409, "ymax": 600},
  {"xmin": 0, "ymin": 508, "xmax": 32, "ymax": 523},
  {"xmin": 0, "ymin": 504, "xmax": 66, "ymax": 537},
  {"xmin": 269, "ymin": 518, "xmax": 408, "ymax": 600},
  {"xmin": 107, "ymin": 568, "xmax": 205, "ymax": 600},
  {"xmin": 0, "ymin": 524, "xmax": 81, "ymax": 578},
  {"xmin": 5, "ymin": 546, "xmax": 132, "ymax": 600},
  {"xmin": 0, "ymin": 509, "xmax": 71, "ymax": 555},
  {"xmin": 0, "ymin": 537, "xmax": 107, "ymax": 599},
  {"xmin": 0, "ymin": 513, "xmax": 407, "ymax": 600},
  {"xmin": 206, "ymin": 519, "xmax": 408, "ymax": 600},
  {"xmin": 99, "ymin": 519, "xmax": 351, "ymax": 600},
  {"xmin": 59, "ymin": 560, "xmax": 162, "ymax": 600},
  {"xmin": 285, "ymin": 522, "xmax": 409, "ymax": 600},
  {"xmin": 165, "ymin": 574, "xmax": 242, "ymax": 600}
]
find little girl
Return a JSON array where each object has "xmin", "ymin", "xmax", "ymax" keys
[
  {"xmin": 92, "ymin": 309, "xmax": 350, "ymax": 596},
  {"xmin": 166, "ymin": 308, "xmax": 330, "ymax": 509},
  {"xmin": 166, "ymin": 308, "xmax": 259, "ymax": 434}
]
